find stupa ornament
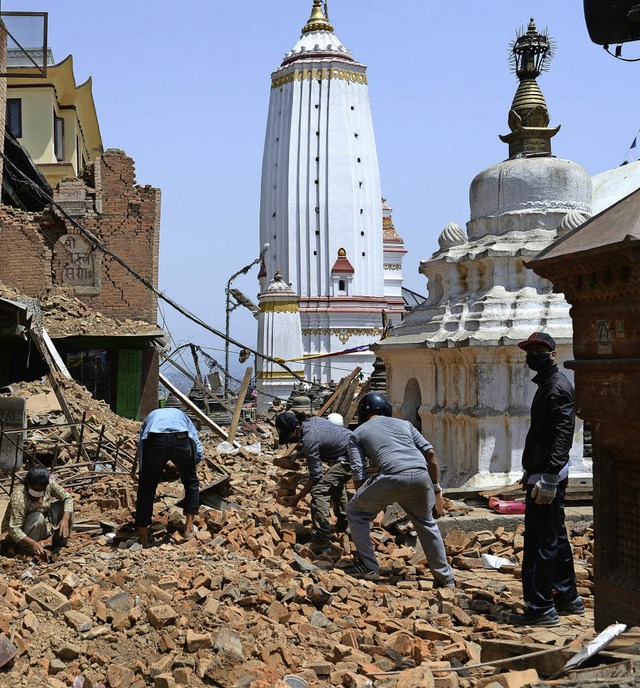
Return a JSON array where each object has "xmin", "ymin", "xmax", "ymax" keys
[
  {"xmin": 500, "ymin": 18, "xmax": 560, "ymax": 159},
  {"xmin": 301, "ymin": 0, "xmax": 334, "ymax": 34},
  {"xmin": 556, "ymin": 209, "xmax": 591, "ymax": 238},
  {"xmin": 438, "ymin": 222, "xmax": 466, "ymax": 249}
]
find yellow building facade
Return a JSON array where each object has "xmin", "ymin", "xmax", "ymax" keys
[{"xmin": 7, "ymin": 51, "xmax": 103, "ymax": 187}]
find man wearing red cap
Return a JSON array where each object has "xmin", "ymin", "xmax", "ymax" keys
[{"xmin": 510, "ymin": 332, "xmax": 584, "ymax": 627}]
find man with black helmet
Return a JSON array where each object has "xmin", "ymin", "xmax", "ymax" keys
[
  {"xmin": 275, "ymin": 396, "xmax": 352, "ymax": 554},
  {"xmin": 510, "ymin": 332, "xmax": 583, "ymax": 627},
  {"xmin": 344, "ymin": 392, "xmax": 454, "ymax": 586}
]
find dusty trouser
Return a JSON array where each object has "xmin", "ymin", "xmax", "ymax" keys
[
  {"xmin": 310, "ymin": 461, "xmax": 351, "ymax": 542},
  {"xmin": 347, "ymin": 468, "xmax": 454, "ymax": 586},
  {"xmin": 15, "ymin": 500, "xmax": 74, "ymax": 554},
  {"xmin": 135, "ymin": 433, "xmax": 199, "ymax": 528}
]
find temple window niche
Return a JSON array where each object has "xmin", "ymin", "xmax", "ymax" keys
[
  {"xmin": 330, "ymin": 248, "xmax": 355, "ymax": 296},
  {"xmin": 53, "ymin": 234, "xmax": 101, "ymax": 295}
]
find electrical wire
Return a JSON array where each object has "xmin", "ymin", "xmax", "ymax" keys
[
  {"xmin": 604, "ymin": 44, "xmax": 640, "ymax": 62},
  {"xmin": 0, "ymin": 150, "xmax": 315, "ymax": 387}
]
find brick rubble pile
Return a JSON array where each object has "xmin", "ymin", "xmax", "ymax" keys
[{"xmin": 0, "ymin": 420, "xmax": 602, "ymax": 688}]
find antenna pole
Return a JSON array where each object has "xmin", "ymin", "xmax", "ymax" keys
[{"xmin": 324, "ymin": 1, "xmax": 329, "ymax": 20}]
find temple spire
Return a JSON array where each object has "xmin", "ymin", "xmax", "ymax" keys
[
  {"xmin": 499, "ymin": 18, "xmax": 560, "ymax": 159},
  {"xmin": 301, "ymin": 0, "xmax": 334, "ymax": 34}
]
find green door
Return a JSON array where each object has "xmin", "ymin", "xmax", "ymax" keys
[{"xmin": 116, "ymin": 349, "xmax": 142, "ymax": 420}]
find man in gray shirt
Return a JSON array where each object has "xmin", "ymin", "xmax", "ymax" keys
[{"xmin": 344, "ymin": 392, "xmax": 454, "ymax": 587}]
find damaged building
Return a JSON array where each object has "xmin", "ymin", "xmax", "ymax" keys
[{"xmin": 0, "ymin": 45, "xmax": 163, "ymax": 419}]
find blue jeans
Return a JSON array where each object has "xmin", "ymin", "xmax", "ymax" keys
[
  {"xmin": 135, "ymin": 433, "xmax": 200, "ymax": 527},
  {"xmin": 347, "ymin": 469, "xmax": 454, "ymax": 586}
]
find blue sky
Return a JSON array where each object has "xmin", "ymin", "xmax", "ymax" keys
[{"xmin": 5, "ymin": 1, "xmax": 640, "ymax": 382}]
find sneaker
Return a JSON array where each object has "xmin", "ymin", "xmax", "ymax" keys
[
  {"xmin": 510, "ymin": 607, "xmax": 561, "ymax": 627},
  {"xmin": 343, "ymin": 559, "xmax": 380, "ymax": 582},
  {"xmin": 555, "ymin": 596, "xmax": 586, "ymax": 616}
]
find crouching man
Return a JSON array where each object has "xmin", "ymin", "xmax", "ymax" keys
[
  {"xmin": 344, "ymin": 392, "xmax": 454, "ymax": 587},
  {"xmin": 2, "ymin": 465, "xmax": 74, "ymax": 557},
  {"xmin": 136, "ymin": 407, "xmax": 203, "ymax": 548},
  {"xmin": 275, "ymin": 396, "xmax": 352, "ymax": 554}
]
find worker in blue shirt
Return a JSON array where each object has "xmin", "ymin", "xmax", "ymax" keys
[{"xmin": 136, "ymin": 407, "xmax": 204, "ymax": 547}]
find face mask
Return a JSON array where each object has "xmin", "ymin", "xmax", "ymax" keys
[
  {"xmin": 28, "ymin": 487, "xmax": 45, "ymax": 498},
  {"xmin": 526, "ymin": 352, "xmax": 552, "ymax": 371}
]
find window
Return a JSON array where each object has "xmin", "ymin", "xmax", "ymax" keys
[
  {"xmin": 54, "ymin": 112, "xmax": 65, "ymax": 161},
  {"xmin": 6, "ymin": 99, "xmax": 22, "ymax": 137},
  {"xmin": 338, "ymin": 279, "xmax": 345, "ymax": 291}
]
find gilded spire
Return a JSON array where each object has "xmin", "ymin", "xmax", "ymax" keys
[
  {"xmin": 499, "ymin": 18, "xmax": 560, "ymax": 158},
  {"xmin": 301, "ymin": 0, "xmax": 334, "ymax": 34}
]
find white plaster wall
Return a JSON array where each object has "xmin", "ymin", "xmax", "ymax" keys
[
  {"xmin": 256, "ymin": 284, "xmax": 305, "ymax": 413},
  {"xmin": 382, "ymin": 344, "xmax": 588, "ymax": 488}
]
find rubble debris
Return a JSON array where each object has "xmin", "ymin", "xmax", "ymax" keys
[
  {"xmin": 0, "ymin": 373, "xmax": 624, "ymax": 687},
  {"xmin": 0, "ymin": 280, "xmax": 162, "ymax": 339},
  {"xmin": 0, "ymin": 414, "xmax": 606, "ymax": 688}
]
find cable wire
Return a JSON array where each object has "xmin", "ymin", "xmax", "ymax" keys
[{"xmin": 0, "ymin": 150, "xmax": 319, "ymax": 388}]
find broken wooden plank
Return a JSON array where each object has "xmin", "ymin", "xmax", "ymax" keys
[
  {"xmin": 316, "ymin": 367, "xmax": 361, "ymax": 417},
  {"xmin": 479, "ymin": 639, "xmax": 573, "ymax": 678},
  {"xmin": 159, "ymin": 374, "xmax": 239, "ymax": 447},
  {"xmin": 160, "ymin": 353, "xmax": 253, "ymax": 432},
  {"xmin": 228, "ymin": 368, "xmax": 253, "ymax": 444},
  {"xmin": 344, "ymin": 378, "xmax": 369, "ymax": 427}
]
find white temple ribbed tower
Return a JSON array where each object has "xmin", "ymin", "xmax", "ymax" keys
[{"xmin": 258, "ymin": 1, "xmax": 405, "ymax": 386}]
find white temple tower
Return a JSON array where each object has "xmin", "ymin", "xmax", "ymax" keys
[
  {"xmin": 376, "ymin": 20, "xmax": 592, "ymax": 487},
  {"xmin": 258, "ymin": 1, "xmax": 404, "ymax": 385}
]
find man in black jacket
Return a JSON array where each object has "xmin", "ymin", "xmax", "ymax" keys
[{"xmin": 510, "ymin": 332, "xmax": 584, "ymax": 627}]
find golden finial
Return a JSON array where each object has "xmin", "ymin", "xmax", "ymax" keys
[
  {"xmin": 499, "ymin": 18, "xmax": 559, "ymax": 158},
  {"xmin": 301, "ymin": 0, "xmax": 334, "ymax": 34}
]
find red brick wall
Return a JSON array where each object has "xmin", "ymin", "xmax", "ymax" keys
[
  {"xmin": 86, "ymin": 149, "xmax": 160, "ymax": 323},
  {"xmin": 0, "ymin": 149, "xmax": 160, "ymax": 324},
  {"xmin": 0, "ymin": 206, "xmax": 54, "ymax": 294}
]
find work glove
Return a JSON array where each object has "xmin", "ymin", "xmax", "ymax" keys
[{"xmin": 531, "ymin": 473, "xmax": 560, "ymax": 505}]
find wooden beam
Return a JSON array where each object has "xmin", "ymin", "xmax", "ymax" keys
[
  {"xmin": 28, "ymin": 327, "xmax": 93, "ymax": 465},
  {"xmin": 228, "ymin": 367, "xmax": 253, "ymax": 444},
  {"xmin": 344, "ymin": 379, "xmax": 369, "ymax": 426},
  {"xmin": 159, "ymin": 374, "xmax": 240, "ymax": 448},
  {"xmin": 316, "ymin": 367, "xmax": 362, "ymax": 417},
  {"xmin": 160, "ymin": 353, "xmax": 254, "ymax": 432},
  {"xmin": 189, "ymin": 344, "xmax": 211, "ymax": 416}
]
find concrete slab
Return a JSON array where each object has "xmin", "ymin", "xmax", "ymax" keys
[{"xmin": 436, "ymin": 506, "xmax": 593, "ymax": 536}]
